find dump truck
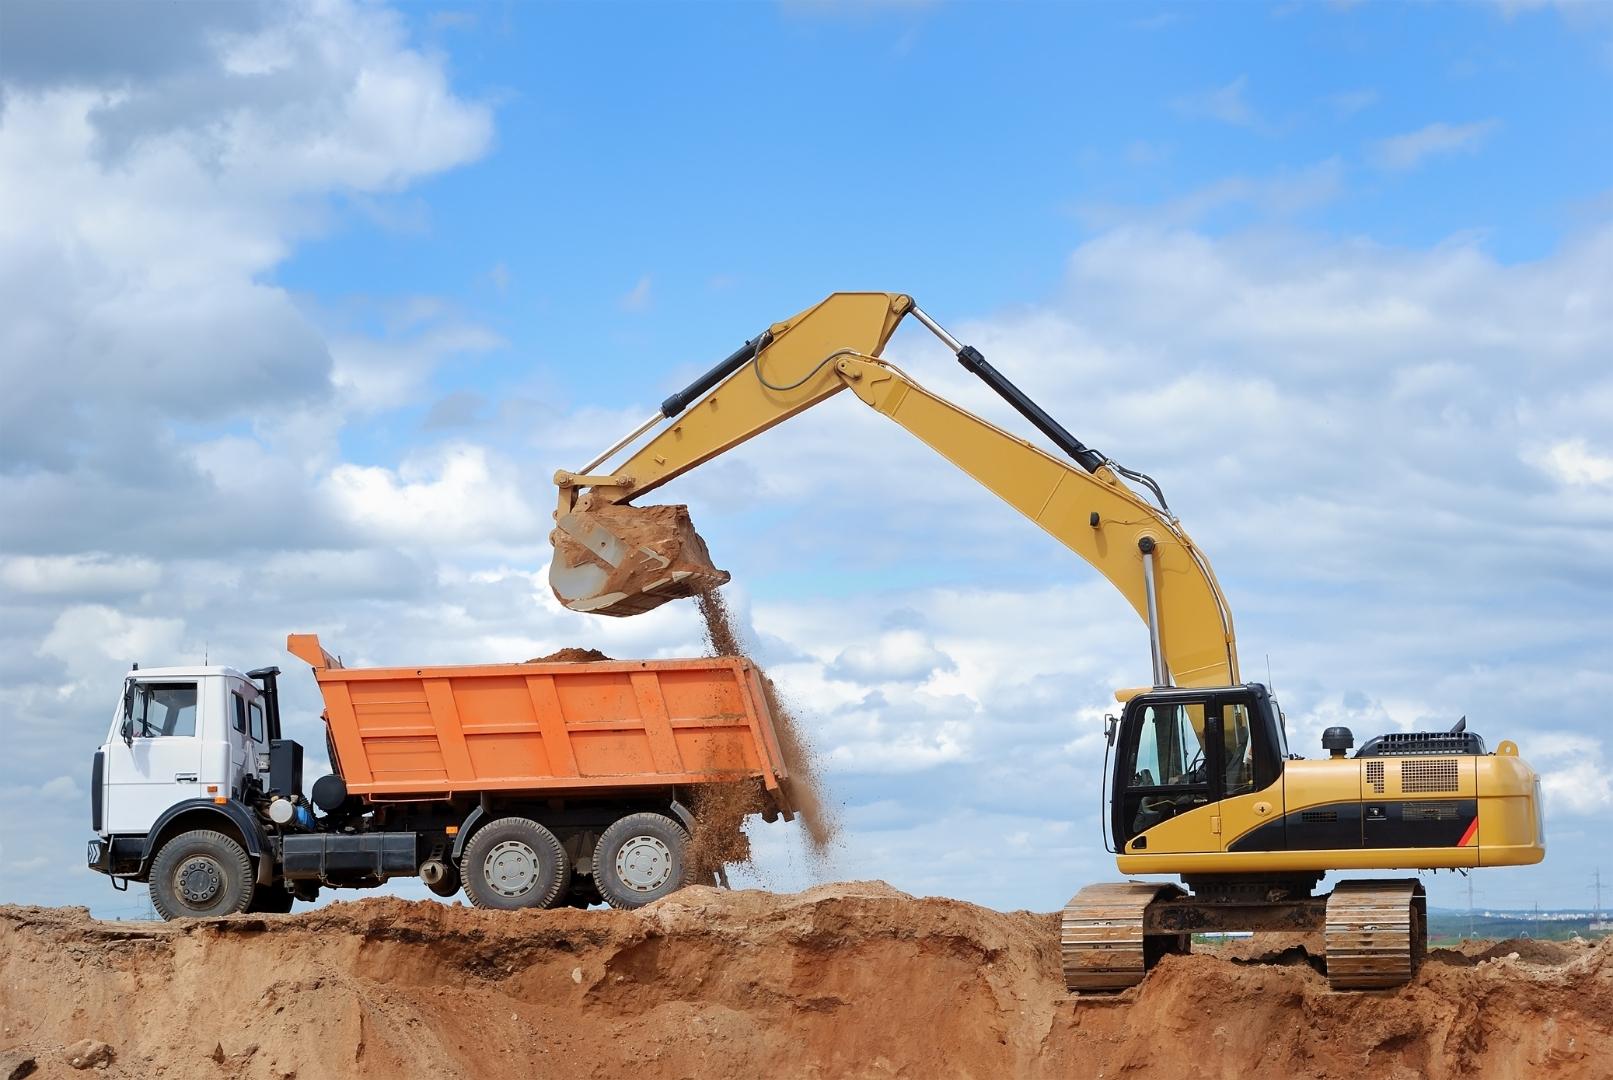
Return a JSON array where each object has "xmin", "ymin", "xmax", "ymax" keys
[{"xmin": 87, "ymin": 634, "xmax": 794, "ymax": 919}]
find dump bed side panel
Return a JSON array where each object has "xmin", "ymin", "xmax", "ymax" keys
[{"xmin": 306, "ymin": 651, "xmax": 787, "ymax": 798}]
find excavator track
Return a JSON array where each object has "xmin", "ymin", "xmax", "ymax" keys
[
  {"xmin": 1061, "ymin": 881, "xmax": 1188, "ymax": 992},
  {"xmin": 1324, "ymin": 879, "xmax": 1426, "ymax": 991}
]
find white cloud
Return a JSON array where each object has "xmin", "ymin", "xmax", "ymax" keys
[
  {"xmin": 1370, "ymin": 119, "xmax": 1499, "ymax": 171},
  {"xmin": 38, "ymin": 775, "xmax": 83, "ymax": 801},
  {"xmin": 1529, "ymin": 438, "xmax": 1613, "ymax": 487},
  {"xmin": 324, "ymin": 444, "xmax": 545, "ymax": 547},
  {"xmin": 40, "ymin": 605, "xmax": 187, "ymax": 678},
  {"xmin": 1172, "ymin": 75, "xmax": 1261, "ymax": 129},
  {"xmin": 1326, "ymin": 88, "xmax": 1379, "ymax": 117},
  {"xmin": 619, "ymin": 274, "xmax": 654, "ymax": 312},
  {"xmin": 0, "ymin": 554, "xmax": 160, "ymax": 597}
]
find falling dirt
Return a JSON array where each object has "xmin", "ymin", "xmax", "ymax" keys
[
  {"xmin": 692, "ymin": 588, "xmax": 837, "ymax": 860},
  {"xmin": 2, "ymin": 891, "xmax": 1609, "ymax": 1080},
  {"xmin": 524, "ymin": 647, "xmax": 612, "ymax": 663}
]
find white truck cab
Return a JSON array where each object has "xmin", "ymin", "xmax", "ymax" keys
[
  {"xmin": 98, "ymin": 667, "xmax": 269, "ymax": 833},
  {"xmin": 89, "ymin": 664, "xmax": 311, "ymax": 917}
]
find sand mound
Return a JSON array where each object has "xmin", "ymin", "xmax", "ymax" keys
[
  {"xmin": 525, "ymin": 647, "xmax": 611, "ymax": 663},
  {"xmin": 2, "ymin": 893, "xmax": 1609, "ymax": 1080}
]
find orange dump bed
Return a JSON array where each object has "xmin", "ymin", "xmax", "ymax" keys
[{"xmin": 287, "ymin": 634, "xmax": 791, "ymax": 804}]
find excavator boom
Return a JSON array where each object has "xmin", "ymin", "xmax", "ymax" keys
[{"xmin": 550, "ymin": 291, "xmax": 1238, "ymax": 688}]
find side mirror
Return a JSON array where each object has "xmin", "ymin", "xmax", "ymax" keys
[
  {"xmin": 120, "ymin": 680, "xmax": 135, "ymax": 745},
  {"xmin": 1104, "ymin": 713, "xmax": 1118, "ymax": 747}
]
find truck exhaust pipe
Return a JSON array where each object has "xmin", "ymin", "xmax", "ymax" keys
[
  {"xmin": 419, "ymin": 858, "xmax": 450, "ymax": 887},
  {"xmin": 549, "ymin": 501, "xmax": 729, "ymax": 617}
]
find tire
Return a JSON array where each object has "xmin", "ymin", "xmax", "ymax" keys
[
  {"xmin": 461, "ymin": 816, "xmax": 570, "ymax": 910},
  {"xmin": 592, "ymin": 812, "xmax": 693, "ymax": 910},
  {"xmin": 247, "ymin": 885, "xmax": 295, "ymax": 914},
  {"xmin": 149, "ymin": 829, "xmax": 255, "ymax": 919}
]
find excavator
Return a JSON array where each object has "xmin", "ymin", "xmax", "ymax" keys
[{"xmin": 546, "ymin": 291, "xmax": 1546, "ymax": 991}]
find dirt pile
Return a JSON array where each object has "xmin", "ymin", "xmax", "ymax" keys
[
  {"xmin": 3, "ymin": 890, "xmax": 1608, "ymax": 1080},
  {"xmin": 691, "ymin": 588, "xmax": 837, "ymax": 865},
  {"xmin": 524, "ymin": 647, "xmax": 611, "ymax": 663}
]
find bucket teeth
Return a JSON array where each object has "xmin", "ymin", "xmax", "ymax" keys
[{"xmin": 550, "ymin": 503, "xmax": 730, "ymax": 617}]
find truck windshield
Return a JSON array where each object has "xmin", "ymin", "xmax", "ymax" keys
[{"xmin": 129, "ymin": 683, "xmax": 198, "ymax": 737}]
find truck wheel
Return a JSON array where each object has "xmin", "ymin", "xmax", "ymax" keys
[
  {"xmin": 149, "ymin": 830, "xmax": 255, "ymax": 919},
  {"xmin": 592, "ymin": 813, "xmax": 693, "ymax": 909},
  {"xmin": 462, "ymin": 817, "xmax": 570, "ymax": 910}
]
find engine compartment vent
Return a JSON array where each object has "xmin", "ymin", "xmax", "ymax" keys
[
  {"xmin": 1300, "ymin": 808, "xmax": 1340, "ymax": 823},
  {"xmin": 1365, "ymin": 760, "xmax": 1386, "ymax": 794},
  {"xmin": 1401, "ymin": 801, "xmax": 1460, "ymax": 821},
  {"xmin": 1400, "ymin": 758, "xmax": 1461, "ymax": 794},
  {"xmin": 1356, "ymin": 730, "xmax": 1486, "ymax": 758}
]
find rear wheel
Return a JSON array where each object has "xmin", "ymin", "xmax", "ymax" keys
[
  {"xmin": 462, "ymin": 817, "xmax": 570, "ymax": 910},
  {"xmin": 592, "ymin": 812, "xmax": 693, "ymax": 909},
  {"xmin": 149, "ymin": 830, "xmax": 255, "ymax": 920}
]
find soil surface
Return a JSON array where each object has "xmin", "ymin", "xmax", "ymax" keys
[
  {"xmin": 2, "ymin": 888, "xmax": 1608, "ymax": 1080},
  {"xmin": 524, "ymin": 647, "xmax": 611, "ymax": 663}
]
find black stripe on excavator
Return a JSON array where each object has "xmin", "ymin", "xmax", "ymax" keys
[
  {"xmin": 952, "ymin": 345, "xmax": 1107, "ymax": 473},
  {"xmin": 1227, "ymin": 799, "xmax": 1478, "ymax": 852},
  {"xmin": 660, "ymin": 331, "xmax": 774, "ymax": 419}
]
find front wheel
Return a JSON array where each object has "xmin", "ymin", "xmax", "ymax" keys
[
  {"xmin": 149, "ymin": 830, "xmax": 255, "ymax": 919},
  {"xmin": 462, "ymin": 816, "xmax": 570, "ymax": 910},
  {"xmin": 592, "ymin": 813, "xmax": 693, "ymax": 909}
]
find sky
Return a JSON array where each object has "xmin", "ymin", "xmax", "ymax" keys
[{"xmin": 1, "ymin": 0, "xmax": 1610, "ymax": 920}]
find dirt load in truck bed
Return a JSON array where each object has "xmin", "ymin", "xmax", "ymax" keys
[{"xmin": 3, "ymin": 887, "xmax": 1610, "ymax": 1080}]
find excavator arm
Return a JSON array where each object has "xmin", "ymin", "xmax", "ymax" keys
[{"xmin": 551, "ymin": 291, "xmax": 1239, "ymax": 688}]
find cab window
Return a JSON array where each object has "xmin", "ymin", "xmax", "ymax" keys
[
  {"xmin": 1130, "ymin": 704, "xmax": 1205, "ymax": 789},
  {"xmin": 1223, "ymin": 704, "xmax": 1256, "ymax": 797},
  {"xmin": 1121, "ymin": 703, "xmax": 1211, "ymax": 840},
  {"xmin": 249, "ymin": 701, "xmax": 265, "ymax": 744},
  {"xmin": 233, "ymin": 693, "xmax": 248, "ymax": 733},
  {"xmin": 127, "ymin": 683, "xmax": 198, "ymax": 738}
]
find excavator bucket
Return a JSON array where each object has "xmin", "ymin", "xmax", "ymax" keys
[{"xmin": 549, "ymin": 502, "xmax": 730, "ymax": 616}]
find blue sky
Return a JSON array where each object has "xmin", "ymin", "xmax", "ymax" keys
[{"xmin": 1, "ymin": 0, "xmax": 1610, "ymax": 919}]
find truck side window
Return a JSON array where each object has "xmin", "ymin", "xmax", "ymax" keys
[
  {"xmin": 129, "ymin": 683, "xmax": 198, "ymax": 738},
  {"xmin": 233, "ymin": 693, "xmax": 247, "ymax": 734},
  {"xmin": 249, "ymin": 701, "xmax": 264, "ymax": 744}
]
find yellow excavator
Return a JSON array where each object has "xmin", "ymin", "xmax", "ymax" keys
[{"xmin": 547, "ymin": 291, "xmax": 1546, "ymax": 991}]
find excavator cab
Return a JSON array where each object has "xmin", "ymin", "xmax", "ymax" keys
[{"xmin": 1109, "ymin": 684, "xmax": 1286, "ymax": 854}]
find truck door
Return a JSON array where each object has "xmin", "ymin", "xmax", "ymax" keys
[{"xmin": 104, "ymin": 680, "xmax": 203, "ymax": 834}]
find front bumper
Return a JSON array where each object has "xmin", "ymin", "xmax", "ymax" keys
[{"xmin": 87, "ymin": 836, "xmax": 145, "ymax": 879}]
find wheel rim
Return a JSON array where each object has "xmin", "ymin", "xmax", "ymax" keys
[
  {"xmin": 483, "ymin": 839, "xmax": 542, "ymax": 898},
  {"xmin": 176, "ymin": 856, "xmax": 224, "ymax": 906},
  {"xmin": 615, "ymin": 835, "xmax": 673, "ymax": 893}
]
